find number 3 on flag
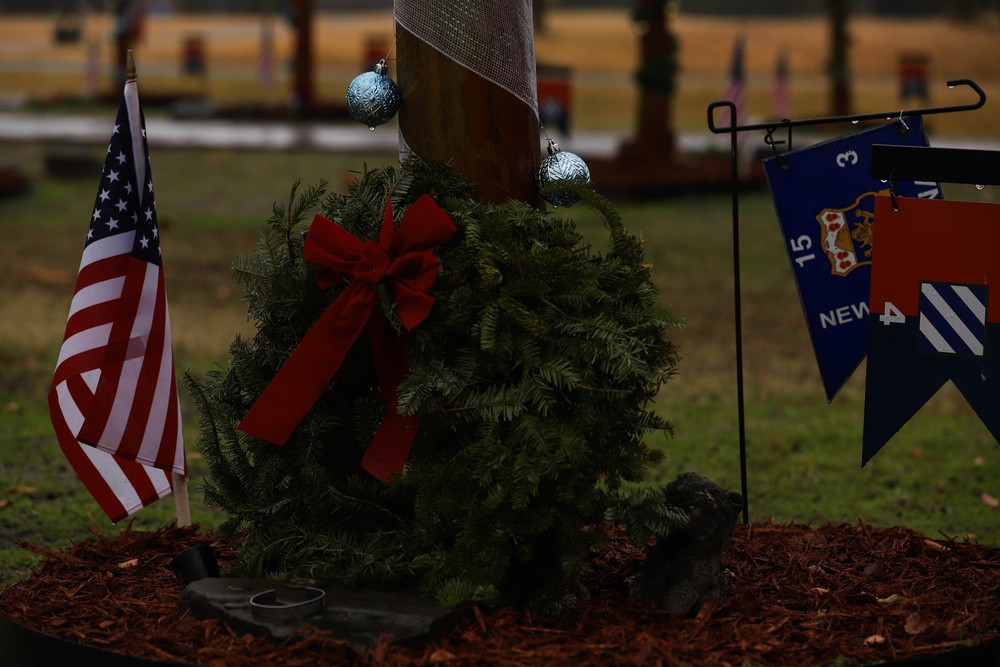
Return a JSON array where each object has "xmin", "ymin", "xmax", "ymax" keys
[{"xmin": 879, "ymin": 302, "xmax": 906, "ymax": 326}]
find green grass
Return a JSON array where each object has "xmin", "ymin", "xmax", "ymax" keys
[{"xmin": 1, "ymin": 143, "xmax": 998, "ymax": 590}]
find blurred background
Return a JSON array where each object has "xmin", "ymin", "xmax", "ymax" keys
[
  {"xmin": 1, "ymin": 0, "xmax": 999, "ymax": 139},
  {"xmin": 1, "ymin": 1, "xmax": 999, "ymax": 573}
]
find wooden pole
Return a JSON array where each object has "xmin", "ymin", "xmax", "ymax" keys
[
  {"xmin": 396, "ymin": 21, "xmax": 543, "ymax": 208},
  {"xmin": 173, "ymin": 474, "xmax": 192, "ymax": 527}
]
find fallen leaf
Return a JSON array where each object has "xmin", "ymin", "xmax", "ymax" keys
[
  {"xmin": 905, "ymin": 611, "xmax": 931, "ymax": 635},
  {"xmin": 428, "ymin": 649, "xmax": 456, "ymax": 663},
  {"xmin": 811, "ymin": 587, "xmax": 830, "ymax": 594},
  {"xmin": 864, "ymin": 634, "xmax": 885, "ymax": 645},
  {"xmin": 0, "ymin": 500, "xmax": 11, "ymax": 509},
  {"xmin": 116, "ymin": 558, "xmax": 138, "ymax": 569},
  {"xmin": 923, "ymin": 539, "xmax": 948, "ymax": 552},
  {"xmin": 26, "ymin": 267, "xmax": 74, "ymax": 286},
  {"xmin": 909, "ymin": 448, "xmax": 924, "ymax": 458},
  {"xmin": 4, "ymin": 402, "xmax": 19, "ymax": 414},
  {"xmin": 9, "ymin": 485, "xmax": 37, "ymax": 495},
  {"xmin": 981, "ymin": 492, "xmax": 999, "ymax": 508},
  {"xmin": 973, "ymin": 457, "xmax": 985, "ymax": 466},
  {"xmin": 877, "ymin": 593, "xmax": 906, "ymax": 605}
]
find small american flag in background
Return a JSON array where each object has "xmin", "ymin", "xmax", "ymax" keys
[
  {"xmin": 771, "ymin": 48, "xmax": 791, "ymax": 121},
  {"xmin": 48, "ymin": 77, "xmax": 185, "ymax": 523},
  {"xmin": 257, "ymin": 19, "xmax": 276, "ymax": 92},
  {"xmin": 720, "ymin": 35, "xmax": 747, "ymax": 137}
]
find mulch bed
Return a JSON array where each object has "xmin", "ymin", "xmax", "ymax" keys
[{"xmin": 0, "ymin": 521, "xmax": 997, "ymax": 666}]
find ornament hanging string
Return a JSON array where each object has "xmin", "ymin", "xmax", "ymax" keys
[{"xmin": 238, "ymin": 195, "xmax": 457, "ymax": 482}]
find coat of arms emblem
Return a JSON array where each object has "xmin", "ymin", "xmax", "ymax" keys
[{"xmin": 814, "ymin": 189, "xmax": 886, "ymax": 277}]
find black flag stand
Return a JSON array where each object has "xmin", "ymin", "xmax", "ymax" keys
[{"xmin": 705, "ymin": 79, "xmax": 987, "ymax": 524}]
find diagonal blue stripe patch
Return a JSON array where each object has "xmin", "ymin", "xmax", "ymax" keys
[{"xmin": 919, "ymin": 282, "xmax": 987, "ymax": 356}]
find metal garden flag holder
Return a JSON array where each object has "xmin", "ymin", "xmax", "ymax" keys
[{"xmin": 705, "ymin": 79, "xmax": 987, "ymax": 523}]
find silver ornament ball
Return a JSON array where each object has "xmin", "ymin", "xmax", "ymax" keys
[
  {"xmin": 346, "ymin": 64, "xmax": 401, "ymax": 130},
  {"xmin": 536, "ymin": 143, "xmax": 591, "ymax": 207}
]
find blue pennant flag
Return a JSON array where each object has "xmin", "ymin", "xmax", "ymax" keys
[
  {"xmin": 864, "ymin": 196, "xmax": 1000, "ymax": 466},
  {"xmin": 763, "ymin": 118, "xmax": 941, "ymax": 401}
]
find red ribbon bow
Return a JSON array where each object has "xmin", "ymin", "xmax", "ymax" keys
[{"xmin": 238, "ymin": 194, "xmax": 457, "ymax": 481}]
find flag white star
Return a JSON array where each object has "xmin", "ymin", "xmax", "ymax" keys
[
  {"xmin": 115, "ymin": 199, "xmax": 128, "ymax": 212},
  {"xmin": 139, "ymin": 235, "xmax": 150, "ymax": 249},
  {"xmin": 124, "ymin": 182, "xmax": 133, "ymax": 195},
  {"xmin": 107, "ymin": 169, "xmax": 120, "ymax": 183},
  {"xmin": 144, "ymin": 207, "xmax": 154, "ymax": 221},
  {"xmin": 98, "ymin": 188, "xmax": 111, "ymax": 202},
  {"xmin": 107, "ymin": 217, "xmax": 119, "ymax": 231},
  {"xmin": 116, "ymin": 151, "xmax": 127, "ymax": 165},
  {"xmin": 92, "ymin": 208, "xmax": 101, "ymax": 222},
  {"xmin": 147, "ymin": 181, "xmax": 154, "ymax": 194},
  {"xmin": 112, "ymin": 123, "xmax": 120, "ymax": 135},
  {"xmin": 152, "ymin": 225, "xmax": 159, "ymax": 239}
]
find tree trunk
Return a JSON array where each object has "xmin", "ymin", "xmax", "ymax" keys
[
  {"xmin": 828, "ymin": 0, "xmax": 852, "ymax": 117},
  {"xmin": 619, "ymin": 0, "xmax": 677, "ymax": 160},
  {"xmin": 292, "ymin": 0, "xmax": 314, "ymax": 109},
  {"xmin": 395, "ymin": 6, "xmax": 542, "ymax": 208}
]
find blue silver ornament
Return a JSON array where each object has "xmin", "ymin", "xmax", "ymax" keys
[
  {"xmin": 535, "ymin": 139, "xmax": 590, "ymax": 207},
  {"xmin": 346, "ymin": 60, "xmax": 401, "ymax": 130}
]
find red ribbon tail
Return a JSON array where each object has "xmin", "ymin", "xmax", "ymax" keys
[
  {"xmin": 361, "ymin": 411, "xmax": 419, "ymax": 482},
  {"xmin": 361, "ymin": 311, "xmax": 418, "ymax": 481},
  {"xmin": 239, "ymin": 286, "xmax": 373, "ymax": 445}
]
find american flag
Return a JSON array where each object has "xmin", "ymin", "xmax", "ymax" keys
[
  {"xmin": 720, "ymin": 36, "xmax": 747, "ymax": 139},
  {"xmin": 771, "ymin": 48, "xmax": 791, "ymax": 121},
  {"xmin": 48, "ymin": 77, "xmax": 185, "ymax": 523}
]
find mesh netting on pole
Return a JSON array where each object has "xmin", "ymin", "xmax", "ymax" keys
[{"xmin": 394, "ymin": 0, "xmax": 538, "ymax": 116}]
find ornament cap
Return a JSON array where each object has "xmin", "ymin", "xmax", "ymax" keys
[
  {"xmin": 375, "ymin": 59, "xmax": 388, "ymax": 75},
  {"xmin": 546, "ymin": 138, "xmax": 560, "ymax": 156}
]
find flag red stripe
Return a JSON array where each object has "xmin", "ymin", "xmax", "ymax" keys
[
  {"xmin": 118, "ymin": 264, "xmax": 169, "ymax": 463},
  {"xmin": 77, "ymin": 255, "xmax": 148, "ymax": 450},
  {"xmin": 51, "ymin": 374, "xmax": 172, "ymax": 523},
  {"xmin": 51, "ymin": 333, "xmax": 109, "ymax": 388},
  {"xmin": 50, "ymin": 391, "xmax": 128, "ymax": 523}
]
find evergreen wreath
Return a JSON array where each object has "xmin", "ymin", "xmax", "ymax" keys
[{"xmin": 184, "ymin": 159, "xmax": 687, "ymax": 609}]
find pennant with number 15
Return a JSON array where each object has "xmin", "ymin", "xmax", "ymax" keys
[{"xmin": 763, "ymin": 118, "xmax": 941, "ymax": 401}]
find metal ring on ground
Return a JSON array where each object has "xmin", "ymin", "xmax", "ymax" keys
[{"xmin": 249, "ymin": 587, "xmax": 325, "ymax": 621}]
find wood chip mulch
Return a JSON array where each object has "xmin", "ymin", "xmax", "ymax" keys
[{"xmin": 0, "ymin": 521, "xmax": 998, "ymax": 666}]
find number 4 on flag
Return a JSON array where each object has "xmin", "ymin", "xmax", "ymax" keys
[{"xmin": 879, "ymin": 302, "xmax": 906, "ymax": 326}]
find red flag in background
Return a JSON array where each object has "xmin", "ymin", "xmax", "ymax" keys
[
  {"xmin": 48, "ymin": 76, "xmax": 185, "ymax": 523},
  {"xmin": 720, "ymin": 35, "xmax": 748, "ymax": 145},
  {"xmin": 771, "ymin": 48, "xmax": 791, "ymax": 121}
]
